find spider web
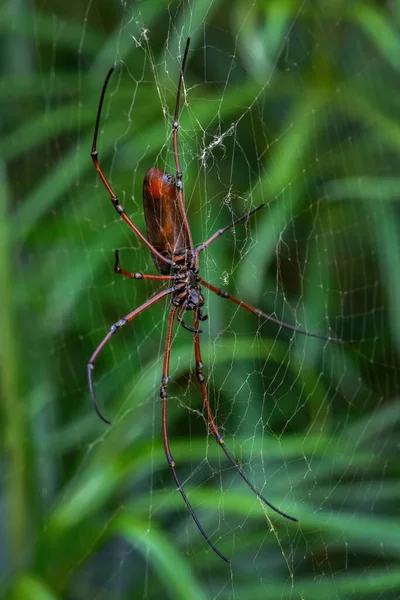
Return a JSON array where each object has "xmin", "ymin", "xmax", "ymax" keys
[{"xmin": 3, "ymin": 0, "xmax": 400, "ymax": 598}]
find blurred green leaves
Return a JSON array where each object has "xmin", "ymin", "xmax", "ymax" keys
[{"xmin": 1, "ymin": 0, "xmax": 400, "ymax": 598}]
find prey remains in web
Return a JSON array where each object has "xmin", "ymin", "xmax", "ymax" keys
[{"xmin": 88, "ymin": 37, "xmax": 342, "ymax": 563}]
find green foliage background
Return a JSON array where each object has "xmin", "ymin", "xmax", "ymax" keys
[{"xmin": 1, "ymin": 0, "xmax": 400, "ymax": 598}]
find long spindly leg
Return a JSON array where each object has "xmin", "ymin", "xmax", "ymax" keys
[
  {"xmin": 200, "ymin": 279, "xmax": 342, "ymax": 343},
  {"xmin": 171, "ymin": 37, "xmax": 194, "ymax": 258},
  {"xmin": 176, "ymin": 301, "xmax": 202, "ymax": 334},
  {"xmin": 195, "ymin": 204, "xmax": 265, "ymax": 254},
  {"xmin": 88, "ymin": 287, "xmax": 174, "ymax": 425},
  {"xmin": 160, "ymin": 305, "xmax": 230, "ymax": 563},
  {"xmin": 193, "ymin": 310, "xmax": 298, "ymax": 522},
  {"xmin": 113, "ymin": 249, "xmax": 174, "ymax": 281},
  {"xmin": 91, "ymin": 68, "xmax": 175, "ymax": 272}
]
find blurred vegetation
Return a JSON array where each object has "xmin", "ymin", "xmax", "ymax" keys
[{"xmin": 1, "ymin": 0, "xmax": 400, "ymax": 598}]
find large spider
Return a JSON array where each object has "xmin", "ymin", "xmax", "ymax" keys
[{"xmin": 88, "ymin": 38, "xmax": 340, "ymax": 563}]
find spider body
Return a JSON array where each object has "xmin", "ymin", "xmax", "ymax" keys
[
  {"xmin": 143, "ymin": 166, "xmax": 207, "ymax": 330},
  {"xmin": 172, "ymin": 268, "xmax": 207, "ymax": 332},
  {"xmin": 89, "ymin": 37, "xmax": 341, "ymax": 563},
  {"xmin": 143, "ymin": 167, "xmax": 190, "ymax": 274}
]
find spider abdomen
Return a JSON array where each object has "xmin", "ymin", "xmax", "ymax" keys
[{"xmin": 143, "ymin": 167, "xmax": 190, "ymax": 274}]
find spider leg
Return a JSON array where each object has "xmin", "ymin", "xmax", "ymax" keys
[
  {"xmin": 193, "ymin": 310, "xmax": 298, "ymax": 522},
  {"xmin": 113, "ymin": 249, "xmax": 174, "ymax": 281},
  {"xmin": 200, "ymin": 279, "xmax": 342, "ymax": 343},
  {"xmin": 176, "ymin": 302, "xmax": 203, "ymax": 333},
  {"xmin": 161, "ymin": 305, "xmax": 230, "ymax": 563},
  {"xmin": 198, "ymin": 307, "xmax": 208, "ymax": 321},
  {"xmin": 195, "ymin": 204, "xmax": 265, "ymax": 254},
  {"xmin": 171, "ymin": 37, "xmax": 195, "ymax": 260},
  {"xmin": 91, "ymin": 67, "xmax": 175, "ymax": 271},
  {"xmin": 88, "ymin": 287, "xmax": 174, "ymax": 424}
]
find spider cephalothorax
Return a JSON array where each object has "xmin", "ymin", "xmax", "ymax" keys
[
  {"xmin": 89, "ymin": 37, "xmax": 341, "ymax": 562},
  {"xmin": 170, "ymin": 266, "xmax": 207, "ymax": 332}
]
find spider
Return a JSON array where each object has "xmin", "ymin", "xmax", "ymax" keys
[{"xmin": 88, "ymin": 37, "xmax": 341, "ymax": 563}]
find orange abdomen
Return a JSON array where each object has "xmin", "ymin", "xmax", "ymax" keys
[{"xmin": 143, "ymin": 168, "xmax": 190, "ymax": 274}]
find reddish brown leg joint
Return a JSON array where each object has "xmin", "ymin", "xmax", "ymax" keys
[
  {"xmin": 109, "ymin": 192, "xmax": 124, "ymax": 214},
  {"xmin": 176, "ymin": 176, "xmax": 183, "ymax": 190},
  {"xmin": 114, "ymin": 249, "xmax": 143, "ymax": 279},
  {"xmin": 160, "ymin": 375, "xmax": 169, "ymax": 400},
  {"xmin": 110, "ymin": 318, "xmax": 127, "ymax": 334},
  {"xmin": 195, "ymin": 361, "xmax": 205, "ymax": 384}
]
